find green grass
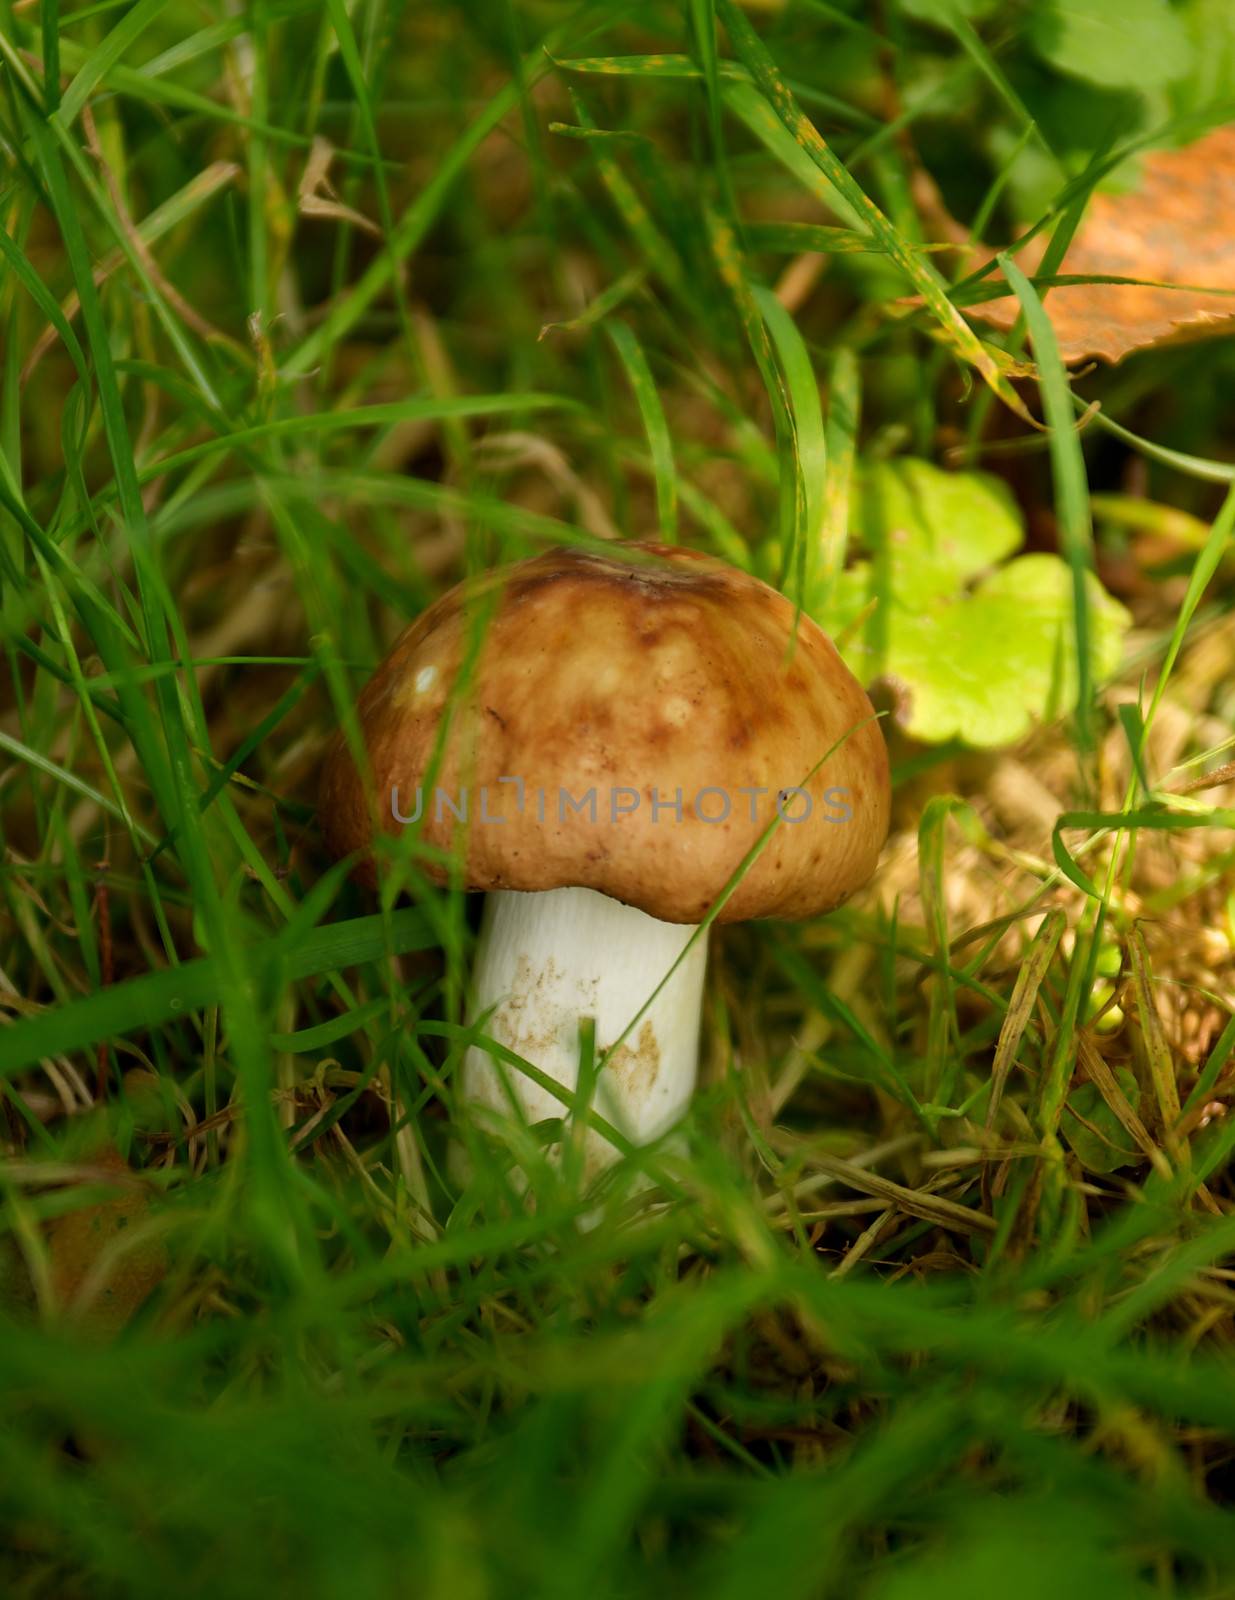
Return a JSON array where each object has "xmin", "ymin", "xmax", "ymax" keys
[{"xmin": 3, "ymin": 2, "xmax": 1235, "ymax": 1596}]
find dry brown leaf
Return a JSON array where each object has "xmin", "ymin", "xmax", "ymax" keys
[{"xmin": 968, "ymin": 126, "xmax": 1235, "ymax": 364}]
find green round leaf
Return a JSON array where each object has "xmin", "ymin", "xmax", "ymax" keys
[
  {"xmin": 1063, "ymin": 1066, "xmax": 1142, "ymax": 1173},
  {"xmin": 857, "ymin": 457, "xmax": 1023, "ymax": 604},
  {"xmin": 823, "ymin": 460, "xmax": 1132, "ymax": 748},
  {"xmin": 1030, "ymin": 0, "xmax": 1195, "ymax": 91}
]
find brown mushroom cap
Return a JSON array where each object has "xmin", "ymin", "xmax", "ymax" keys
[{"xmin": 320, "ymin": 543, "xmax": 890, "ymax": 924}]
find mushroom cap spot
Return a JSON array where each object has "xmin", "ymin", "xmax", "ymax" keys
[{"xmin": 319, "ymin": 543, "xmax": 892, "ymax": 923}]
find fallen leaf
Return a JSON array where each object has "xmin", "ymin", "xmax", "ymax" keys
[{"xmin": 967, "ymin": 126, "xmax": 1235, "ymax": 363}]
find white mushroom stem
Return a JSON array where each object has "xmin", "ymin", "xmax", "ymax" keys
[{"xmin": 462, "ymin": 887, "xmax": 708, "ymax": 1171}]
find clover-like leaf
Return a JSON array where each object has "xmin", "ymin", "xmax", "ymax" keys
[
  {"xmin": 855, "ymin": 456, "xmax": 1022, "ymax": 602},
  {"xmin": 1063, "ymin": 1067, "xmax": 1142, "ymax": 1174},
  {"xmin": 821, "ymin": 458, "xmax": 1131, "ymax": 748},
  {"xmin": 1029, "ymin": 0, "xmax": 1194, "ymax": 92}
]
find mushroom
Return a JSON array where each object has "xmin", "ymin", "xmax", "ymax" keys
[{"xmin": 320, "ymin": 543, "xmax": 890, "ymax": 1178}]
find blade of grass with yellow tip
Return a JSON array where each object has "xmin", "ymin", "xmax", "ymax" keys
[{"xmin": 716, "ymin": 0, "xmax": 1034, "ymax": 423}]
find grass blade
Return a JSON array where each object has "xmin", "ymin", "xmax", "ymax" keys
[
  {"xmin": 716, "ymin": 0, "xmax": 1032, "ymax": 421},
  {"xmin": 754, "ymin": 287, "xmax": 824, "ymax": 602},
  {"xmin": 606, "ymin": 321, "xmax": 678, "ymax": 540},
  {"xmin": 55, "ymin": 0, "xmax": 171, "ymax": 127},
  {"xmin": 0, "ymin": 909, "xmax": 435, "ymax": 1077},
  {"xmin": 998, "ymin": 252, "xmax": 1096, "ymax": 754}
]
